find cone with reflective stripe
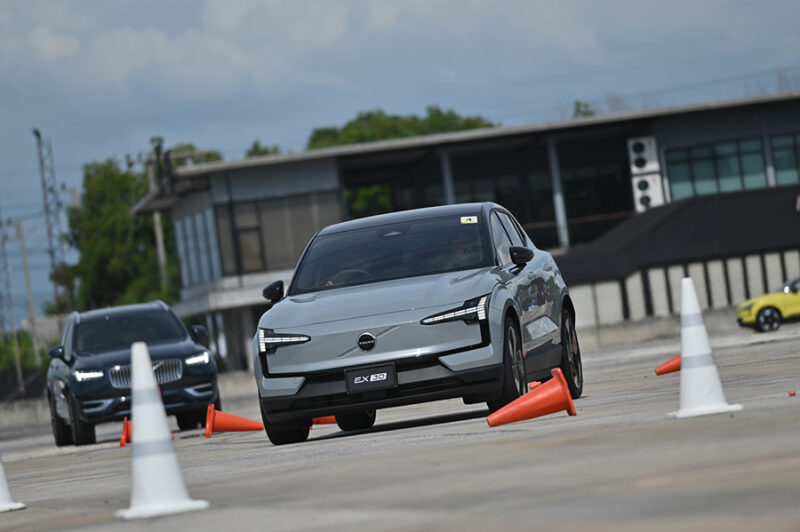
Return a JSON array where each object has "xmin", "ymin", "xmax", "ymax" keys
[
  {"xmin": 487, "ymin": 368, "xmax": 576, "ymax": 427},
  {"xmin": 669, "ymin": 278, "xmax": 742, "ymax": 418},
  {"xmin": 116, "ymin": 342, "xmax": 208, "ymax": 519},
  {"xmin": 204, "ymin": 404, "xmax": 264, "ymax": 438},
  {"xmin": 0, "ymin": 455, "xmax": 25, "ymax": 513},
  {"xmin": 655, "ymin": 355, "xmax": 681, "ymax": 376},
  {"xmin": 312, "ymin": 416, "xmax": 337, "ymax": 425}
]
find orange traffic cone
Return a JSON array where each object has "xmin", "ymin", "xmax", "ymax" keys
[
  {"xmin": 120, "ymin": 417, "xmax": 133, "ymax": 447},
  {"xmin": 655, "ymin": 354, "xmax": 681, "ymax": 376},
  {"xmin": 312, "ymin": 416, "xmax": 337, "ymax": 425},
  {"xmin": 528, "ymin": 381, "xmax": 542, "ymax": 391},
  {"xmin": 204, "ymin": 404, "xmax": 264, "ymax": 438},
  {"xmin": 487, "ymin": 368, "xmax": 576, "ymax": 427}
]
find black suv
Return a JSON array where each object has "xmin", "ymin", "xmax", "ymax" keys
[{"xmin": 46, "ymin": 301, "xmax": 220, "ymax": 446}]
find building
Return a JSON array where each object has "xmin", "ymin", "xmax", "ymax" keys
[{"xmin": 133, "ymin": 93, "xmax": 800, "ymax": 368}]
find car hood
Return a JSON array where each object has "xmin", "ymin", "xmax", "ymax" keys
[
  {"xmin": 262, "ymin": 267, "xmax": 499, "ymax": 329},
  {"xmin": 72, "ymin": 338, "xmax": 203, "ymax": 369}
]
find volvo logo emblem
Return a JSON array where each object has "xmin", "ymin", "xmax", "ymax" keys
[{"xmin": 357, "ymin": 333, "xmax": 376, "ymax": 352}]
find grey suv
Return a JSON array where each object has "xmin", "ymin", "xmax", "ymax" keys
[
  {"xmin": 254, "ymin": 203, "xmax": 582, "ymax": 444},
  {"xmin": 46, "ymin": 301, "xmax": 219, "ymax": 446}
]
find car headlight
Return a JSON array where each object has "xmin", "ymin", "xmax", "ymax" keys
[
  {"xmin": 421, "ymin": 295, "xmax": 490, "ymax": 325},
  {"xmin": 73, "ymin": 369, "xmax": 104, "ymax": 382},
  {"xmin": 258, "ymin": 329, "xmax": 311, "ymax": 355},
  {"xmin": 739, "ymin": 304, "xmax": 753, "ymax": 312},
  {"xmin": 185, "ymin": 351, "xmax": 210, "ymax": 365}
]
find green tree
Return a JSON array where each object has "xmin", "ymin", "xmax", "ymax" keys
[
  {"xmin": 245, "ymin": 140, "xmax": 282, "ymax": 158},
  {"xmin": 306, "ymin": 105, "xmax": 497, "ymax": 149},
  {"xmin": 572, "ymin": 100, "xmax": 596, "ymax": 118},
  {"xmin": 168, "ymin": 142, "xmax": 223, "ymax": 166},
  {"xmin": 64, "ymin": 159, "xmax": 180, "ymax": 310}
]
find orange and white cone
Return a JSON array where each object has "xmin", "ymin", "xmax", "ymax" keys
[
  {"xmin": 312, "ymin": 416, "xmax": 337, "ymax": 425},
  {"xmin": 655, "ymin": 355, "xmax": 681, "ymax": 376},
  {"xmin": 487, "ymin": 368, "xmax": 576, "ymax": 427},
  {"xmin": 528, "ymin": 381, "xmax": 542, "ymax": 391},
  {"xmin": 204, "ymin": 404, "xmax": 264, "ymax": 438},
  {"xmin": 669, "ymin": 278, "xmax": 742, "ymax": 418},
  {"xmin": 0, "ymin": 454, "xmax": 25, "ymax": 513},
  {"xmin": 116, "ymin": 342, "xmax": 208, "ymax": 519}
]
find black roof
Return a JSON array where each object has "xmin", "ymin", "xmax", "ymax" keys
[
  {"xmin": 318, "ymin": 202, "xmax": 495, "ymax": 235},
  {"xmin": 75, "ymin": 301, "xmax": 170, "ymax": 323}
]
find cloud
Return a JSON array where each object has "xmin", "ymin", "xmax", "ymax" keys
[{"xmin": 28, "ymin": 26, "xmax": 80, "ymax": 61}]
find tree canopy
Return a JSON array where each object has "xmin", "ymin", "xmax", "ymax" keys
[
  {"xmin": 245, "ymin": 140, "xmax": 281, "ymax": 158},
  {"xmin": 306, "ymin": 105, "xmax": 497, "ymax": 150},
  {"xmin": 64, "ymin": 159, "xmax": 180, "ymax": 311}
]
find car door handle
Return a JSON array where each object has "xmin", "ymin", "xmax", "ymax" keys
[{"xmin": 543, "ymin": 264, "xmax": 552, "ymax": 272}]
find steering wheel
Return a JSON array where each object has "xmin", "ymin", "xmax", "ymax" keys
[{"xmin": 329, "ymin": 269, "xmax": 373, "ymax": 284}]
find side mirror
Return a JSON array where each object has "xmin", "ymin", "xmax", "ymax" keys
[
  {"xmin": 190, "ymin": 325, "xmax": 209, "ymax": 348},
  {"xmin": 509, "ymin": 246, "xmax": 534, "ymax": 266},
  {"xmin": 48, "ymin": 346, "xmax": 65, "ymax": 360},
  {"xmin": 262, "ymin": 280, "xmax": 284, "ymax": 303}
]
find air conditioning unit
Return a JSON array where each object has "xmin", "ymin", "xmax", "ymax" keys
[
  {"xmin": 632, "ymin": 173, "xmax": 665, "ymax": 213},
  {"xmin": 628, "ymin": 136, "xmax": 665, "ymax": 213},
  {"xmin": 627, "ymin": 137, "xmax": 660, "ymax": 175}
]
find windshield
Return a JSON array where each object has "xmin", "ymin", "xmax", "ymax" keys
[
  {"xmin": 74, "ymin": 309, "xmax": 187, "ymax": 354},
  {"xmin": 778, "ymin": 276, "xmax": 800, "ymax": 293},
  {"xmin": 290, "ymin": 214, "xmax": 493, "ymax": 295}
]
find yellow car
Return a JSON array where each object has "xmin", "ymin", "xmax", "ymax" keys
[{"xmin": 737, "ymin": 276, "xmax": 800, "ymax": 332}]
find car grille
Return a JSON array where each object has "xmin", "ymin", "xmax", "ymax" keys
[{"xmin": 109, "ymin": 359, "xmax": 183, "ymax": 389}]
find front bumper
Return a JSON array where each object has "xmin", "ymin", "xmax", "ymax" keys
[
  {"xmin": 259, "ymin": 353, "xmax": 503, "ymax": 423},
  {"xmin": 737, "ymin": 308, "xmax": 756, "ymax": 326},
  {"xmin": 73, "ymin": 376, "xmax": 218, "ymax": 424}
]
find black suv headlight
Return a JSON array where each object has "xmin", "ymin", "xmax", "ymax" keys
[
  {"xmin": 72, "ymin": 369, "xmax": 104, "ymax": 382},
  {"xmin": 257, "ymin": 328, "xmax": 311, "ymax": 355},
  {"xmin": 185, "ymin": 351, "xmax": 211, "ymax": 365},
  {"xmin": 421, "ymin": 294, "xmax": 490, "ymax": 325}
]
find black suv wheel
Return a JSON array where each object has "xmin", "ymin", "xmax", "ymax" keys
[
  {"xmin": 69, "ymin": 396, "xmax": 96, "ymax": 446},
  {"xmin": 336, "ymin": 410, "xmax": 376, "ymax": 431}
]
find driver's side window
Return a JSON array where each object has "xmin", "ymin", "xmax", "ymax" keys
[{"xmin": 490, "ymin": 213, "xmax": 513, "ymax": 266}]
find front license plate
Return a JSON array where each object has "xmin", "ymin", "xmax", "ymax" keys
[{"xmin": 345, "ymin": 364, "xmax": 397, "ymax": 394}]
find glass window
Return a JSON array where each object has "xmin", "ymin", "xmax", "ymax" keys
[
  {"xmin": 666, "ymin": 137, "xmax": 767, "ymax": 200},
  {"xmin": 234, "ymin": 202, "xmax": 259, "ymax": 228},
  {"xmin": 75, "ymin": 310, "xmax": 187, "ymax": 354},
  {"xmin": 490, "ymin": 213, "xmax": 513, "ymax": 265},
  {"xmin": 741, "ymin": 153, "xmax": 767, "ymax": 189},
  {"xmin": 194, "ymin": 211, "xmax": 210, "ymax": 283},
  {"xmin": 496, "ymin": 212, "xmax": 524, "ymax": 247},
  {"xmin": 204, "ymin": 208, "xmax": 222, "ymax": 279},
  {"xmin": 173, "ymin": 218, "xmax": 190, "ymax": 286},
  {"xmin": 238, "ymin": 230, "xmax": 263, "ymax": 273},
  {"xmin": 290, "ymin": 215, "xmax": 493, "ymax": 294},
  {"xmin": 668, "ymin": 162, "xmax": 693, "ymax": 200},
  {"xmin": 215, "ymin": 206, "xmax": 237, "ymax": 276},
  {"xmin": 184, "ymin": 215, "xmax": 198, "ymax": 284},
  {"xmin": 771, "ymin": 134, "xmax": 800, "ymax": 186}
]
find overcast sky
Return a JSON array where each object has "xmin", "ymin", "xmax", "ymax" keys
[{"xmin": 1, "ymin": 0, "xmax": 799, "ymax": 321}]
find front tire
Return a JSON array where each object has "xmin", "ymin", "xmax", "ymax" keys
[
  {"xmin": 259, "ymin": 400, "xmax": 310, "ymax": 445},
  {"xmin": 487, "ymin": 316, "xmax": 526, "ymax": 413},
  {"xmin": 559, "ymin": 310, "xmax": 583, "ymax": 399},
  {"xmin": 336, "ymin": 410, "xmax": 376, "ymax": 431},
  {"xmin": 756, "ymin": 307, "xmax": 781, "ymax": 332},
  {"xmin": 69, "ymin": 396, "xmax": 96, "ymax": 446},
  {"xmin": 49, "ymin": 394, "xmax": 72, "ymax": 447}
]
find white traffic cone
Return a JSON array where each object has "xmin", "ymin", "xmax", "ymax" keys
[
  {"xmin": 669, "ymin": 278, "xmax": 742, "ymax": 418},
  {"xmin": 0, "ymin": 454, "xmax": 25, "ymax": 513},
  {"xmin": 116, "ymin": 342, "xmax": 208, "ymax": 519}
]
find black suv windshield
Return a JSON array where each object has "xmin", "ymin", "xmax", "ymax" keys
[
  {"xmin": 74, "ymin": 309, "xmax": 187, "ymax": 354},
  {"xmin": 291, "ymin": 214, "xmax": 492, "ymax": 295}
]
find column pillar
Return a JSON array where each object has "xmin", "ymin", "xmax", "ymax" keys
[
  {"xmin": 439, "ymin": 149, "xmax": 456, "ymax": 204},
  {"xmin": 546, "ymin": 138, "xmax": 570, "ymax": 248}
]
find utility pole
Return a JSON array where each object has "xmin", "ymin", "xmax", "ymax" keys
[
  {"xmin": 17, "ymin": 221, "xmax": 38, "ymax": 362},
  {"xmin": 0, "ymin": 213, "xmax": 24, "ymax": 395},
  {"xmin": 33, "ymin": 128, "xmax": 70, "ymax": 326},
  {"xmin": 146, "ymin": 149, "xmax": 168, "ymax": 291}
]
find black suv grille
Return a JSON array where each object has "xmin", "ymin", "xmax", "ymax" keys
[{"xmin": 109, "ymin": 359, "xmax": 183, "ymax": 389}]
